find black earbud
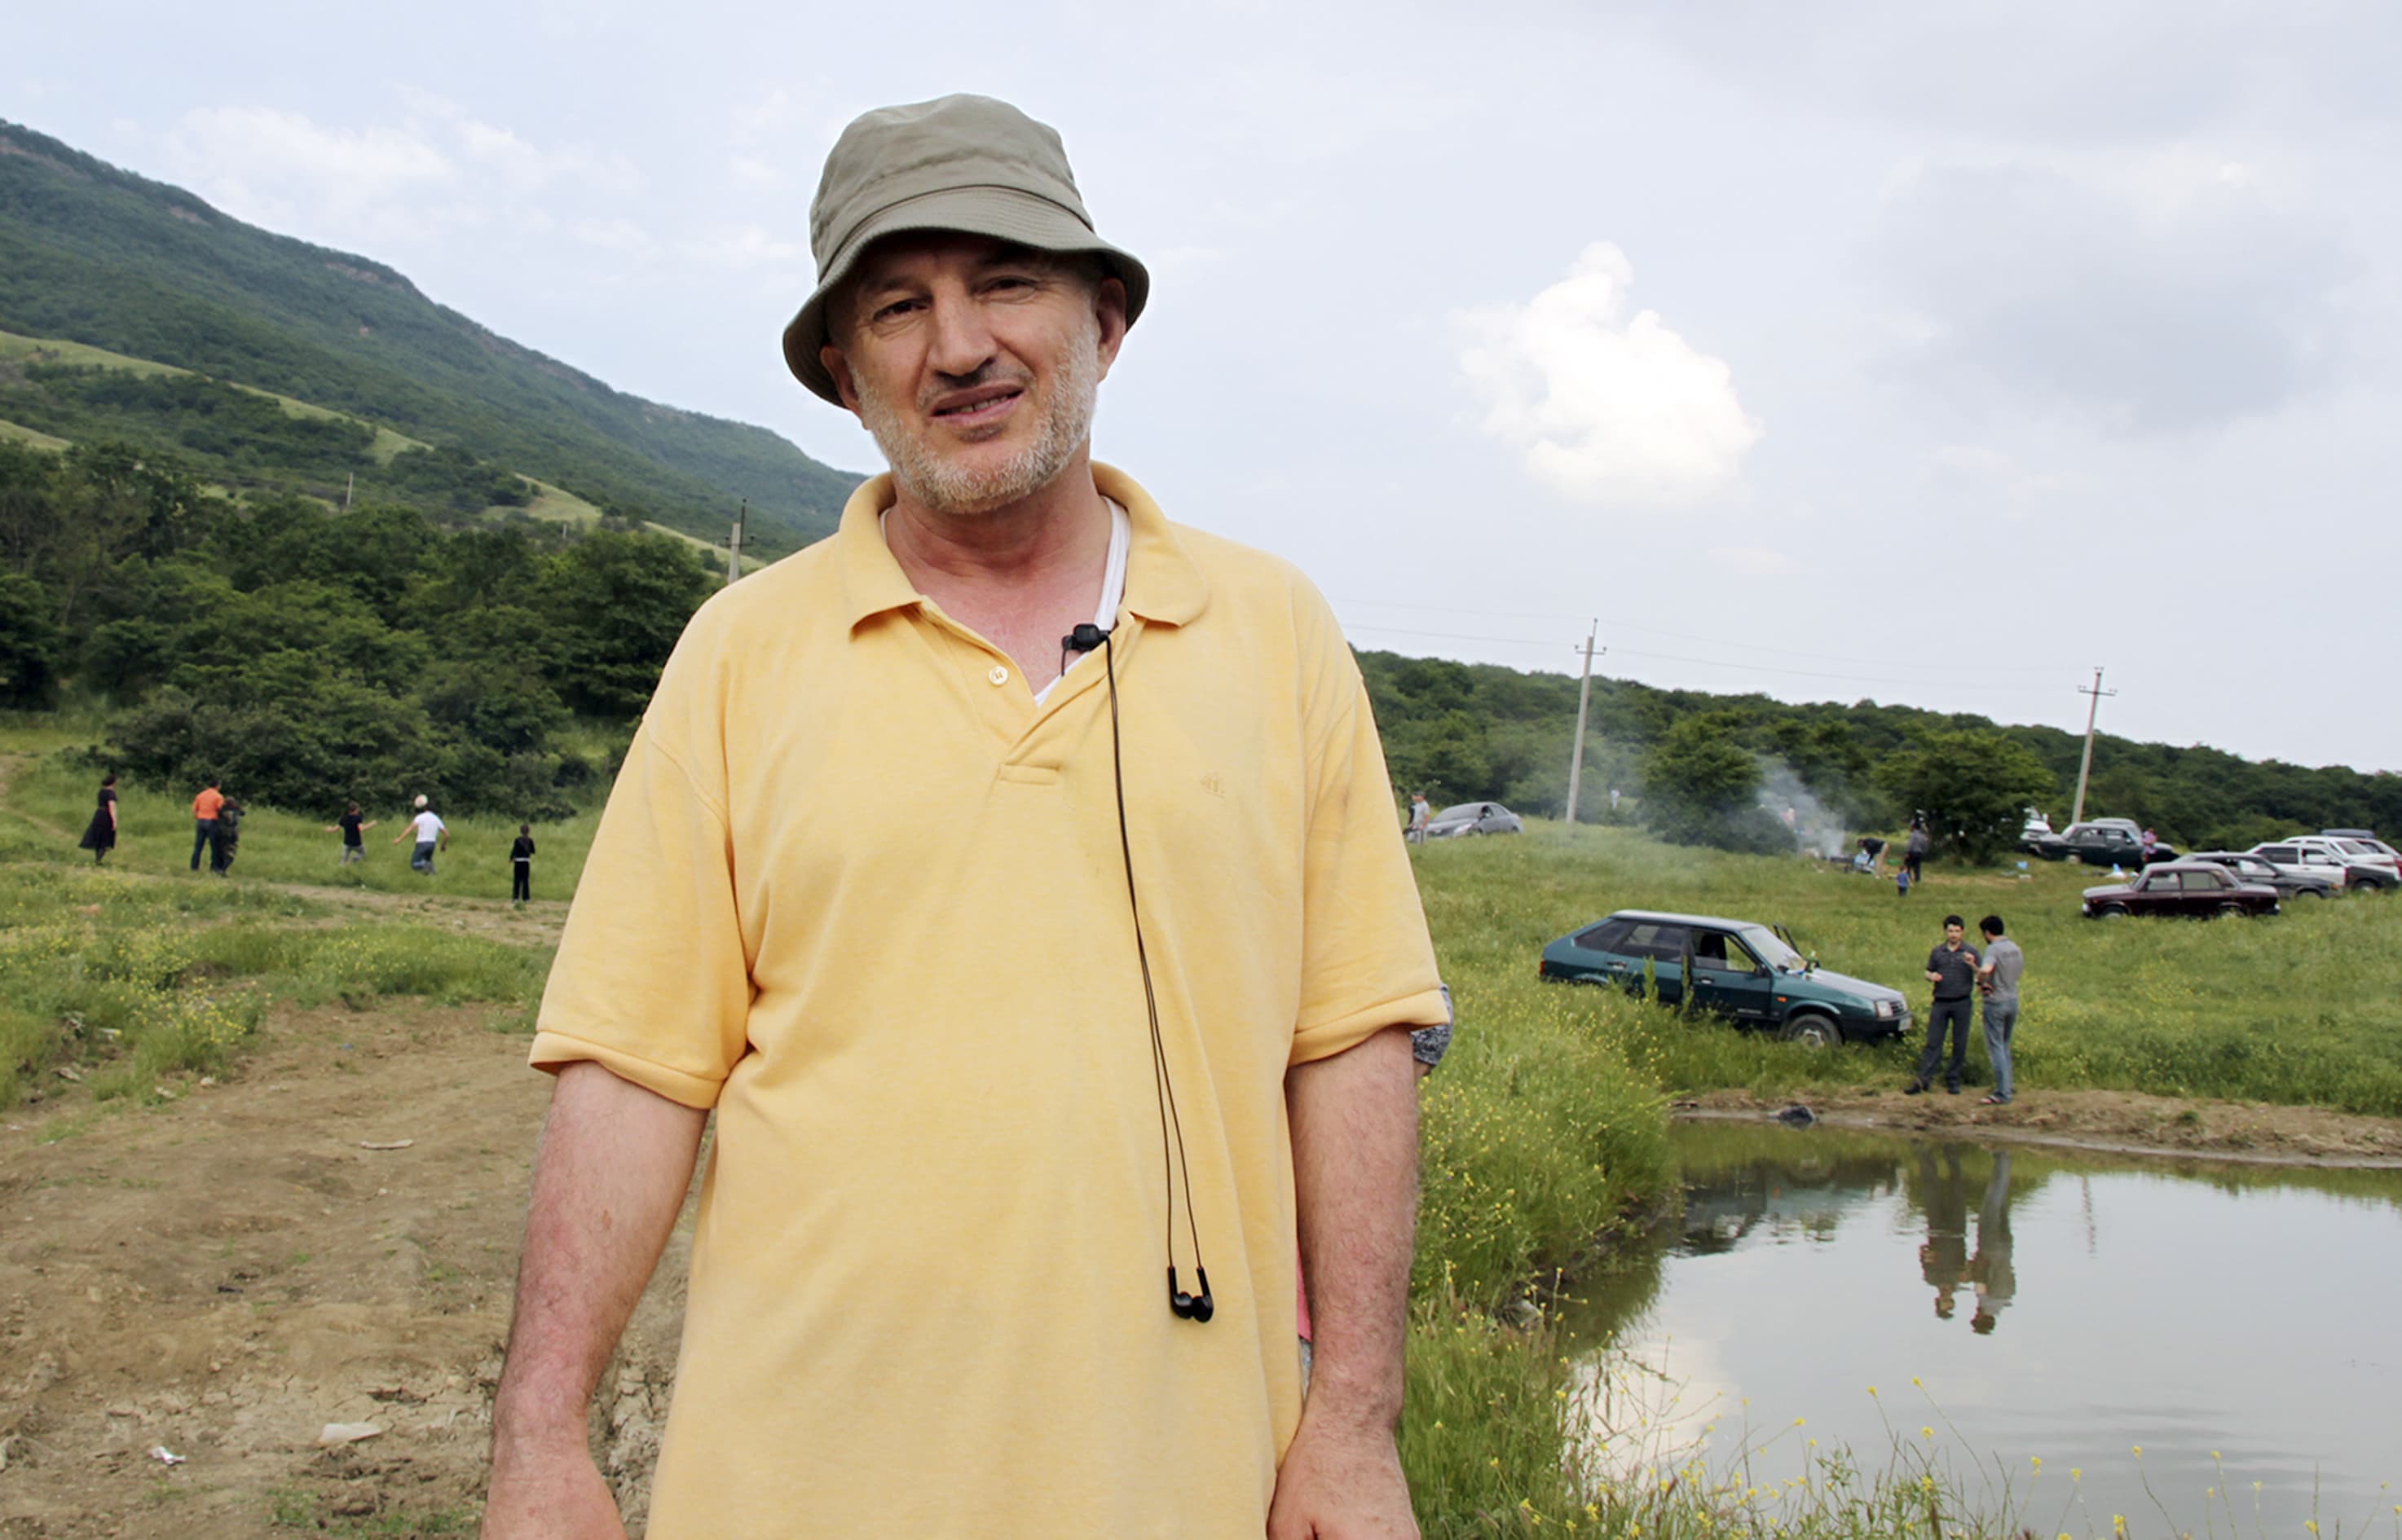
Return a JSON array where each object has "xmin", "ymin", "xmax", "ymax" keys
[
  {"xmin": 1093, "ymin": 627, "xmax": 1213, "ymax": 1325},
  {"xmin": 1168, "ymin": 1266, "xmax": 1214, "ymax": 1322}
]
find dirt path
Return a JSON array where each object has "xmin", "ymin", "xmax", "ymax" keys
[
  {"xmin": 1679, "ymin": 1086, "xmax": 2402, "ymax": 1167},
  {"xmin": 0, "ymin": 1001, "xmax": 689, "ymax": 1538}
]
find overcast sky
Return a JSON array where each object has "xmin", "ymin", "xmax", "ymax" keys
[{"xmin": 14, "ymin": 1, "xmax": 2400, "ymax": 775}]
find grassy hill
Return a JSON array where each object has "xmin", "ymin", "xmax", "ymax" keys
[{"xmin": 0, "ymin": 121, "xmax": 857, "ymax": 556}]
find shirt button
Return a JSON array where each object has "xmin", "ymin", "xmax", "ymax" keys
[{"xmin": 987, "ymin": 665, "xmax": 1010, "ymax": 687}]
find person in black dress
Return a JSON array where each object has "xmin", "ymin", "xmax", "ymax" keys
[
  {"xmin": 510, "ymin": 823, "xmax": 536, "ymax": 904},
  {"xmin": 77, "ymin": 774, "xmax": 118, "ymax": 865},
  {"xmin": 210, "ymin": 797, "xmax": 244, "ymax": 876}
]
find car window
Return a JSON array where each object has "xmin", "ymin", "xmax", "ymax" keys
[
  {"xmin": 1573, "ymin": 919, "xmax": 1633, "ymax": 953},
  {"xmin": 1620, "ymin": 922, "xmax": 1689, "ymax": 961},
  {"xmin": 2335, "ymin": 839, "xmax": 2375, "ymax": 856},
  {"xmin": 2141, "ymin": 870, "xmax": 2178, "ymax": 891},
  {"xmin": 2235, "ymin": 860, "xmax": 2272, "ymax": 880},
  {"xmin": 2188, "ymin": 867, "xmax": 2225, "ymax": 889},
  {"xmin": 1739, "ymin": 926, "xmax": 1806, "ymax": 973},
  {"xmin": 1434, "ymin": 804, "xmax": 1480, "ymax": 821},
  {"xmin": 2259, "ymin": 846, "xmax": 2295, "ymax": 863},
  {"xmin": 1691, "ymin": 931, "xmax": 1759, "ymax": 970}
]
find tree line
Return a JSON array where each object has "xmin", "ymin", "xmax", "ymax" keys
[
  {"xmin": 1360, "ymin": 651, "xmax": 2400, "ymax": 862},
  {"xmin": 0, "ymin": 439, "xmax": 712, "ymax": 817}
]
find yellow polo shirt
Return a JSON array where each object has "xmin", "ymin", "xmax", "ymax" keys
[{"xmin": 530, "ymin": 464, "xmax": 1443, "ymax": 1538}]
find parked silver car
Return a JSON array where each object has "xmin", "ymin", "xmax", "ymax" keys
[
  {"xmin": 1426, "ymin": 802, "xmax": 1524, "ymax": 838},
  {"xmin": 2187, "ymin": 850, "xmax": 2338, "ymax": 900}
]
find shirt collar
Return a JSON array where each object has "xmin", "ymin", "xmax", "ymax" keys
[{"xmin": 835, "ymin": 462, "xmax": 1208, "ymax": 632}]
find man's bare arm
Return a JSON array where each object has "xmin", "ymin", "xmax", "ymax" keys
[
  {"xmin": 483, "ymin": 1061, "xmax": 707, "ymax": 1539},
  {"xmin": 1270, "ymin": 1024, "xmax": 1421, "ymax": 1540}
]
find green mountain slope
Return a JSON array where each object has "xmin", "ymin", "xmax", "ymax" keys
[{"xmin": 0, "ymin": 121, "xmax": 857, "ymax": 554}]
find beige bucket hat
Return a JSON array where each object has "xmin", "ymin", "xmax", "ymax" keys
[{"xmin": 780, "ymin": 94, "xmax": 1150, "ymax": 405}]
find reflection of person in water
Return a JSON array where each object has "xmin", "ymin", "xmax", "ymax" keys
[
  {"xmin": 1916, "ymin": 1146, "xmax": 1970, "ymax": 1319},
  {"xmin": 1970, "ymin": 1151, "xmax": 2016, "ymax": 1335}
]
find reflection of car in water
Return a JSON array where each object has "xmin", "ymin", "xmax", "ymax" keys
[
  {"xmin": 1424, "ymin": 801, "xmax": 1523, "ymax": 838},
  {"xmin": 1539, "ymin": 910, "xmax": 1911, "ymax": 1045},
  {"xmin": 1674, "ymin": 1148, "xmax": 1903, "ymax": 1254}
]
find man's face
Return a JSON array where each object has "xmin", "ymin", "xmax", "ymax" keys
[
  {"xmin": 822, "ymin": 234, "xmax": 1126, "ymax": 516},
  {"xmin": 1945, "ymin": 923, "xmax": 1965, "ymax": 946}
]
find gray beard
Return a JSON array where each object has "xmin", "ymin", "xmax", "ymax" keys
[{"xmin": 857, "ymin": 323, "xmax": 1102, "ymax": 517}]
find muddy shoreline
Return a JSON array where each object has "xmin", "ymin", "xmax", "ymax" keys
[{"xmin": 1676, "ymin": 1086, "xmax": 2402, "ymax": 1168}]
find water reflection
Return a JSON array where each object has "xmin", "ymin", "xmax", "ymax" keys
[{"xmin": 1564, "ymin": 1122, "xmax": 2402, "ymax": 1534}]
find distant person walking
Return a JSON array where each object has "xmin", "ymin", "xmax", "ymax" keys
[
  {"xmin": 210, "ymin": 797, "xmax": 244, "ymax": 876},
  {"xmin": 510, "ymin": 823, "xmax": 536, "ymax": 903},
  {"xmin": 1907, "ymin": 913, "xmax": 1981, "ymax": 1096},
  {"xmin": 1610, "ymin": 786, "xmax": 1621, "ymax": 813},
  {"xmin": 2140, "ymin": 827, "xmax": 2158, "ymax": 863},
  {"xmin": 1904, "ymin": 816, "xmax": 1930, "ymax": 884},
  {"xmin": 1406, "ymin": 792, "xmax": 1431, "ymax": 845},
  {"xmin": 1976, "ymin": 914, "xmax": 2025, "ymax": 1106},
  {"xmin": 325, "ymin": 802, "xmax": 377, "ymax": 866},
  {"xmin": 394, "ymin": 796, "xmax": 447, "ymax": 874},
  {"xmin": 78, "ymin": 774, "xmax": 119, "ymax": 865},
  {"xmin": 190, "ymin": 777, "xmax": 224, "ymax": 872}
]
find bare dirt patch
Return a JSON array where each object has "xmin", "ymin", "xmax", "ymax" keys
[
  {"xmin": 0, "ymin": 1000, "xmax": 686, "ymax": 1538},
  {"xmin": 1681, "ymin": 1085, "xmax": 2402, "ymax": 1167}
]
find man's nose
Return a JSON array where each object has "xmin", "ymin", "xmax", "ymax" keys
[{"xmin": 924, "ymin": 290, "xmax": 999, "ymax": 379}]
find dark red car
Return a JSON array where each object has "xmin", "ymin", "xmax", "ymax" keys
[{"xmin": 2082, "ymin": 860, "xmax": 2281, "ymax": 919}]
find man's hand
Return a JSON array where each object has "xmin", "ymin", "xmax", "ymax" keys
[
  {"xmin": 1267, "ymin": 1415, "xmax": 1419, "ymax": 1540},
  {"xmin": 482, "ymin": 1435, "xmax": 626, "ymax": 1540}
]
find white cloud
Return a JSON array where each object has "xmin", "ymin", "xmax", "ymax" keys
[
  {"xmin": 1457, "ymin": 243, "xmax": 1761, "ymax": 508},
  {"xmin": 682, "ymin": 224, "xmax": 806, "ymax": 270},
  {"xmin": 1708, "ymin": 544, "xmax": 1796, "ymax": 574},
  {"xmin": 168, "ymin": 105, "xmax": 451, "ymax": 200}
]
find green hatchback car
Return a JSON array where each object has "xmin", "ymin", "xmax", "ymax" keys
[{"xmin": 1537, "ymin": 909, "xmax": 1912, "ymax": 1048}]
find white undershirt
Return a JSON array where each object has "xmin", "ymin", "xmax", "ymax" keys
[
  {"xmin": 1035, "ymin": 498, "xmax": 1130, "ymax": 705},
  {"xmin": 883, "ymin": 499, "xmax": 1128, "ymax": 706}
]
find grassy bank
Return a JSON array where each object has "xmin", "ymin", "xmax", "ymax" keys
[{"xmin": 0, "ymin": 829, "xmax": 548, "ymax": 1108}]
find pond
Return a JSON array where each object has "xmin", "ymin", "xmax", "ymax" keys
[{"xmin": 1564, "ymin": 1121, "xmax": 2402, "ymax": 1534}]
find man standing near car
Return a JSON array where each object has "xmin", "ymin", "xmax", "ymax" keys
[
  {"xmin": 482, "ymin": 94, "xmax": 1445, "ymax": 1540},
  {"xmin": 1974, "ymin": 915, "xmax": 2024, "ymax": 1106},
  {"xmin": 1908, "ymin": 914, "xmax": 1980, "ymax": 1096}
]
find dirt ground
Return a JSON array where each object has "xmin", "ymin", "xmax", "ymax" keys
[
  {"xmin": 1680, "ymin": 1085, "xmax": 2402, "ymax": 1166},
  {"xmin": 0, "ymin": 1001, "xmax": 690, "ymax": 1539}
]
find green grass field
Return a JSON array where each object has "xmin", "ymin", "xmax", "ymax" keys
[
  {"xmin": 7, "ymin": 716, "xmax": 2398, "ymax": 1538},
  {"xmin": 5, "ymin": 750, "xmax": 601, "ymax": 905}
]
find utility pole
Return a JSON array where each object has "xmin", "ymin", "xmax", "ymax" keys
[
  {"xmin": 1564, "ymin": 620, "xmax": 1599, "ymax": 825},
  {"xmin": 725, "ymin": 500, "xmax": 747, "ymax": 587},
  {"xmin": 2070, "ymin": 666, "xmax": 2116, "ymax": 826}
]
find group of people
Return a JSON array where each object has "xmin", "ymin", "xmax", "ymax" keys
[
  {"xmin": 1911, "ymin": 913, "xmax": 2025, "ymax": 1104},
  {"xmin": 74, "ymin": 775, "xmax": 540, "ymax": 902}
]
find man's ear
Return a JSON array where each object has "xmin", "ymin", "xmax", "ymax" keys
[
  {"xmin": 1092, "ymin": 275, "xmax": 1130, "ymax": 382},
  {"xmin": 821, "ymin": 343, "xmax": 864, "ymax": 416}
]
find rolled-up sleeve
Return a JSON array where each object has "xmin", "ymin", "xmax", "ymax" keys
[
  {"xmin": 1289, "ymin": 634, "xmax": 1448, "ymax": 1067},
  {"xmin": 529, "ymin": 719, "xmax": 753, "ymax": 1109}
]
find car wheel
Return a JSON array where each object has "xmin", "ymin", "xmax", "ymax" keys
[
  {"xmin": 2215, "ymin": 902, "xmax": 2246, "ymax": 918},
  {"xmin": 1780, "ymin": 1013, "xmax": 1843, "ymax": 1049},
  {"xmin": 2295, "ymin": 887, "xmax": 2325, "ymax": 900},
  {"xmin": 2095, "ymin": 904, "xmax": 2127, "ymax": 921}
]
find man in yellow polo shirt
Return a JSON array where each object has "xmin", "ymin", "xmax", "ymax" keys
[{"xmin": 483, "ymin": 94, "xmax": 1444, "ymax": 1540}]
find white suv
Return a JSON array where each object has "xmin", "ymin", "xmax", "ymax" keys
[{"xmin": 2259, "ymin": 835, "xmax": 2400, "ymax": 891}]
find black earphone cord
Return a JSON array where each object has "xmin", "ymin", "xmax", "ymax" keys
[{"xmin": 1068, "ymin": 624, "xmax": 1212, "ymax": 1323}]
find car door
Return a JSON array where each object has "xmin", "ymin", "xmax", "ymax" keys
[
  {"xmin": 1555, "ymin": 917, "xmax": 1636, "ymax": 988},
  {"xmin": 1620, "ymin": 921, "xmax": 1689, "ymax": 1005},
  {"xmin": 1688, "ymin": 930, "xmax": 1774, "ymax": 1025}
]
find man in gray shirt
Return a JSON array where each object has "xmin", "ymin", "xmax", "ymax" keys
[{"xmin": 1976, "ymin": 915, "xmax": 2025, "ymax": 1105}]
